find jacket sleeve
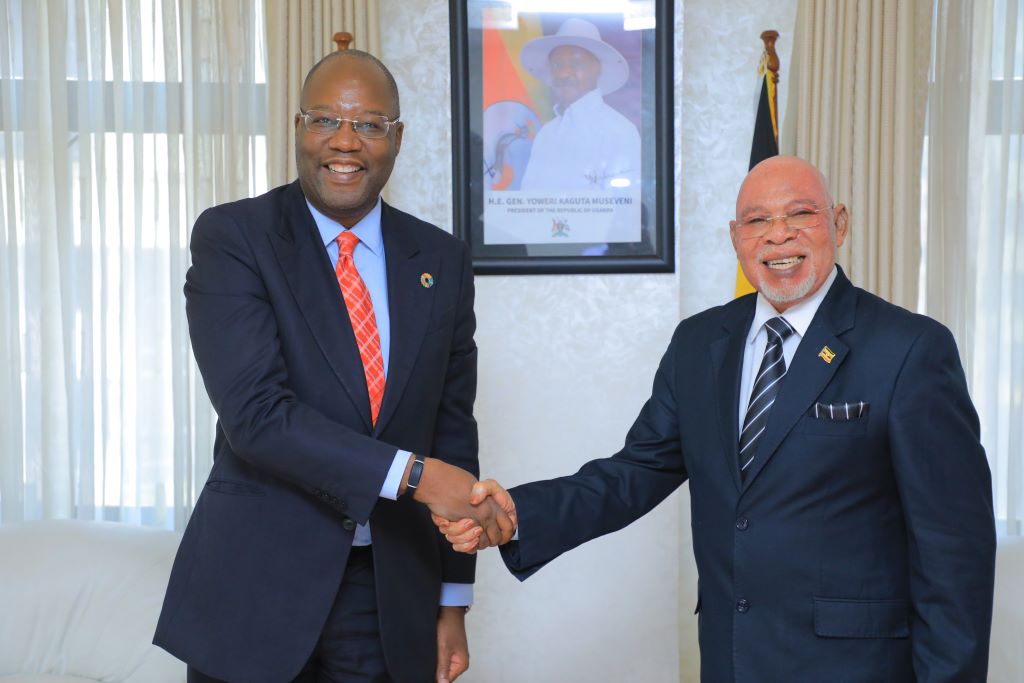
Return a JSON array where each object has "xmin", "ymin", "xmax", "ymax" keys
[
  {"xmin": 889, "ymin": 321, "xmax": 996, "ymax": 682},
  {"xmin": 185, "ymin": 206, "xmax": 395, "ymax": 525}
]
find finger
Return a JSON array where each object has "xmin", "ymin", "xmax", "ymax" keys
[
  {"xmin": 445, "ymin": 525, "xmax": 482, "ymax": 546},
  {"xmin": 481, "ymin": 518, "xmax": 502, "ymax": 548},
  {"xmin": 436, "ymin": 643, "xmax": 451, "ymax": 683},
  {"xmin": 497, "ymin": 493, "xmax": 518, "ymax": 525},
  {"xmin": 435, "ymin": 516, "xmax": 474, "ymax": 534},
  {"xmin": 452, "ymin": 540, "xmax": 479, "ymax": 554},
  {"xmin": 492, "ymin": 501, "xmax": 515, "ymax": 542}
]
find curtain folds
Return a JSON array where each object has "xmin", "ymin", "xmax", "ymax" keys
[
  {"xmin": 924, "ymin": 0, "xmax": 1023, "ymax": 535},
  {"xmin": 781, "ymin": 0, "xmax": 932, "ymax": 310},
  {"xmin": 265, "ymin": 0, "xmax": 381, "ymax": 188},
  {"xmin": 0, "ymin": 0, "xmax": 266, "ymax": 528}
]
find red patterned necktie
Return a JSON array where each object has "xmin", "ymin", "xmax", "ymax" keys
[{"xmin": 335, "ymin": 231, "xmax": 385, "ymax": 425}]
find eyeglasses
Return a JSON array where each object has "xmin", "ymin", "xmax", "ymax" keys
[
  {"xmin": 297, "ymin": 109, "xmax": 400, "ymax": 139},
  {"xmin": 734, "ymin": 205, "xmax": 834, "ymax": 239}
]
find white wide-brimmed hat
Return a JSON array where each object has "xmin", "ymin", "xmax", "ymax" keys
[{"xmin": 519, "ymin": 18, "xmax": 629, "ymax": 95}]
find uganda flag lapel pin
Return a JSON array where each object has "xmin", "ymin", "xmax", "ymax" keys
[{"xmin": 818, "ymin": 346, "xmax": 836, "ymax": 364}]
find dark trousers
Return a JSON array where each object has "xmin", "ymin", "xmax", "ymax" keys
[{"xmin": 188, "ymin": 546, "xmax": 391, "ymax": 683}]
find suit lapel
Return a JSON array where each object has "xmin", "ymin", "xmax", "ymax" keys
[
  {"xmin": 711, "ymin": 297, "xmax": 756, "ymax": 493},
  {"xmin": 270, "ymin": 182, "xmax": 373, "ymax": 431},
  {"xmin": 373, "ymin": 202, "xmax": 439, "ymax": 434},
  {"xmin": 740, "ymin": 269, "xmax": 857, "ymax": 491}
]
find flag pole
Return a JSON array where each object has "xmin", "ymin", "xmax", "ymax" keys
[
  {"xmin": 760, "ymin": 30, "xmax": 780, "ymax": 144},
  {"xmin": 735, "ymin": 30, "xmax": 782, "ymax": 298}
]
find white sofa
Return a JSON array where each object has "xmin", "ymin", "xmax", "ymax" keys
[
  {"xmin": 0, "ymin": 520, "xmax": 185, "ymax": 682},
  {"xmin": 0, "ymin": 520, "xmax": 1020, "ymax": 682},
  {"xmin": 990, "ymin": 535, "xmax": 1024, "ymax": 683}
]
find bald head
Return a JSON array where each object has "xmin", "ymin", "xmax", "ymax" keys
[
  {"xmin": 736, "ymin": 156, "xmax": 834, "ymax": 219},
  {"xmin": 301, "ymin": 49, "xmax": 400, "ymax": 116}
]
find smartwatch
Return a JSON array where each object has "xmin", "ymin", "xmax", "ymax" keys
[{"xmin": 405, "ymin": 456, "xmax": 425, "ymax": 496}]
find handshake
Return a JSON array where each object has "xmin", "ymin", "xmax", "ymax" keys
[{"xmin": 403, "ymin": 457, "xmax": 516, "ymax": 553}]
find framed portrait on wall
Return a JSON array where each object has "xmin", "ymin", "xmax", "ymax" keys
[{"xmin": 450, "ymin": 0, "xmax": 674, "ymax": 274}]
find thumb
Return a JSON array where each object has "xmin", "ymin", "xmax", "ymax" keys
[
  {"xmin": 437, "ymin": 658, "xmax": 451, "ymax": 683},
  {"xmin": 469, "ymin": 481, "xmax": 491, "ymax": 505}
]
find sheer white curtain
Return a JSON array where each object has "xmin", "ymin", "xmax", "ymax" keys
[
  {"xmin": 923, "ymin": 0, "xmax": 1023, "ymax": 535},
  {"xmin": 0, "ymin": 0, "xmax": 267, "ymax": 529}
]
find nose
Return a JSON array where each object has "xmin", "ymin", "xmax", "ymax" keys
[
  {"xmin": 327, "ymin": 120, "xmax": 362, "ymax": 152},
  {"xmin": 762, "ymin": 216, "xmax": 797, "ymax": 243},
  {"xmin": 550, "ymin": 62, "xmax": 575, "ymax": 81}
]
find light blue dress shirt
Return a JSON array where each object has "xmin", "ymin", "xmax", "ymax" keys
[{"xmin": 307, "ymin": 198, "xmax": 471, "ymax": 606}]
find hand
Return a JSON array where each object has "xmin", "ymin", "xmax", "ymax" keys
[
  {"xmin": 407, "ymin": 458, "xmax": 515, "ymax": 548},
  {"xmin": 433, "ymin": 479, "xmax": 517, "ymax": 553},
  {"xmin": 436, "ymin": 606, "xmax": 469, "ymax": 683}
]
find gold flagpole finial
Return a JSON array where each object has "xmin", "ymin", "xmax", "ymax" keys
[
  {"xmin": 760, "ymin": 30, "xmax": 780, "ymax": 85},
  {"xmin": 333, "ymin": 32, "xmax": 354, "ymax": 51}
]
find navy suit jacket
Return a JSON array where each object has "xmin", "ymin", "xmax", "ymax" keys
[
  {"xmin": 154, "ymin": 181, "xmax": 478, "ymax": 683},
  {"xmin": 501, "ymin": 268, "xmax": 995, "ymax": 682}
]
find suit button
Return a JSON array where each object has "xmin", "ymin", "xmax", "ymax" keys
[
  {"xmin": 736, "ymin": 517, "xmax": 749, "ymax": 531},
  {"xmin": 342, "ymin": 519, "xmax": 356, "ymax": 531},
  {"xmin": 736, "ymin": 599, "xmax": 750, "ymax": 613}
]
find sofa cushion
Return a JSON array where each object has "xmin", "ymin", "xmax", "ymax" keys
[
  {"xmin": 990, "ymin": 535, "xmax": 1024, "ymax": 683},
  {"xmin": 0, "ymin": 520, "xmax": 184, "ymax": 683}
]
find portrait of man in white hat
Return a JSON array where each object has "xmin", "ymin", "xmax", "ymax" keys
[{"xmin": 518, "ymin": 17, "xmax": 642, "ymax": 192}]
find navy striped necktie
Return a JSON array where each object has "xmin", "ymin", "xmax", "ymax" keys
[{"xmin": 739, "ymin": 316, "xmax": 795, "ymax": 477}]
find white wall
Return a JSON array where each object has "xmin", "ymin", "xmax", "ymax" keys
[{"xmin": 379, "ymin": 1, "xmax": 796, "ymax": 680}]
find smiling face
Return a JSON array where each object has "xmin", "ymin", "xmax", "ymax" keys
[
  {"xmin": 295, "ymin": 55, "xmax": 403, "ymax": 228},
  {"xmin": 729, "ymin": 156, "xmax": 848, "ymax": 312},
  {"xmin": 547, "ymin": 45, "xmax": 601, "ymax": 110}
]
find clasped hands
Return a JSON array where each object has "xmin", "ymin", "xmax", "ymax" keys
[{"xmin": 404, "ymin": 457, "xmax": 515, "ymax": 552}]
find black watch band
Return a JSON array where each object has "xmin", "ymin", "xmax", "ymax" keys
[{"xmin": 405, "ymin": 456, "xmax": 425, "ymax": 495}]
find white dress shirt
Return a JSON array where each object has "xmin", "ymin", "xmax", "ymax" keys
[
  {"xmin": 738, "ymin": 267, "xmax": 839, "ymax": 429},
  {"xmin": 520, "ymin": 88, "xmax": 641, "ymax": 191}
]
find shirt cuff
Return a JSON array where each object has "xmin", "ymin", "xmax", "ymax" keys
[
  {"xmin": 440, "ymin": 582, "xmax": 474, "ymax": 607},
  {"xmin": 380, "ymin": 450, "xmax": 411, "ymax": 500}
]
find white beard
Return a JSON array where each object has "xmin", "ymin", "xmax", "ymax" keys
[{"xmin": 757, "ymin": 264, "xmax": 817, "ymax": 307}]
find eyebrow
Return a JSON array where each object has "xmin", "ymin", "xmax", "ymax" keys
[
  {"xmin": 302, "ymin": 105, "xmax": 396, "ymax": 118},
  {"xmin": 739, "ymin": 198, "xmax": 824, "ymax": 216}
]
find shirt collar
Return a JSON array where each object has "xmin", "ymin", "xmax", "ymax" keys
[
  {"xmin": 306, "ymin": 197, "xmax": 384, "ymax": 256},
  {"xmin": 747, "ymin": 266, "xmax": 839, "ymax": 345},
  {"xmin": 553, "ymin": 88, "xmax": 603, "ymax": 118}
]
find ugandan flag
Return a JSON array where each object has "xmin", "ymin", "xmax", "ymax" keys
[{"xmin": 735, "ymin": 49, "xmax": 780, "ymax": 297}]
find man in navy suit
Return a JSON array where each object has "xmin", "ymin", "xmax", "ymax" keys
[
  {"xmin": 439, "ymin": 156, "xmax": 996, "ymax": 682},
  {"xmin": 154, "ymin": 50, "xmax": 511, "ymax": 682}
]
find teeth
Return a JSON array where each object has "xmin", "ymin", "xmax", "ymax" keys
[
  {"xmin": 766, "ymin": 256, "xmax": 804, "ymax": 269},
  {"xmin": 328, "ymin": 163, "xmax": 360, "ymax": 173}
]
